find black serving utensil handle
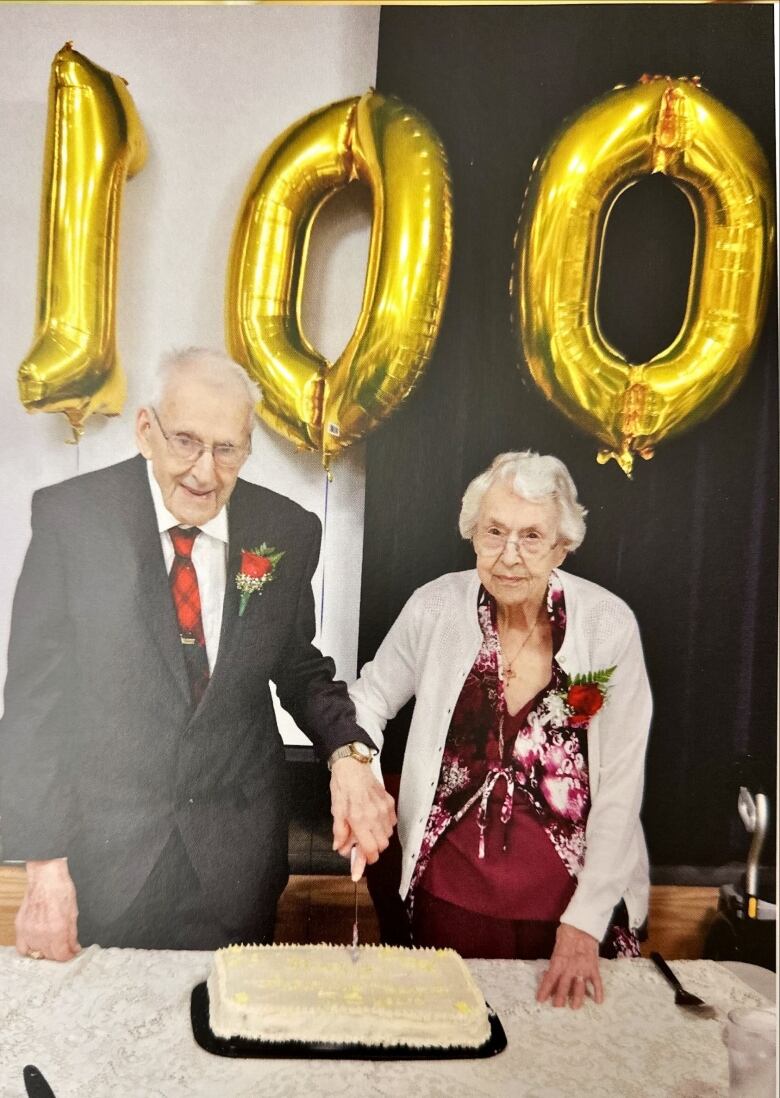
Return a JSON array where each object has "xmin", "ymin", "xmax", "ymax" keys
[
  {"xmin": 23, "ymin": 1065, "xmax": 56, "ymax": 1098},
  {"xmin": 649, "ymin": 951, "xmax": 684, "ymax": 993}
]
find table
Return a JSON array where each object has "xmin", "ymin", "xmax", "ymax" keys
[{"xmin": 0, "ymin": 946, "xmax": 773, "ymax": 1097}]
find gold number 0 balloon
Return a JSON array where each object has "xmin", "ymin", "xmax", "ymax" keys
[
  {"xmin": 515, "ymin": 75, "xmax": 775, "ymax": 477},
  {"xmin": 18, "ymin": 44, "xmax": 147, "ymax": 440},
  {"xmin": 226, "ymin": 90, "xmax": 452, "ymax": 468}
]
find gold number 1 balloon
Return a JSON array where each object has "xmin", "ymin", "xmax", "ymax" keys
[
  {"xmin": 226, "ymin": 89, "xmax": 452, "ymax": 469},
  {"xmin": 17, "ymin": 44, "xmax": 147, "ymax": 440},
  {"xmin": 515, "ymin": 75, "xmax": 774, "ymax": 476}
]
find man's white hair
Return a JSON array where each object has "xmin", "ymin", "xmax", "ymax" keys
[
  {"xmin": 146, "ymin": 347, "xmax": 261, "ymax": 415},
  {"xmin": 459, "ymin": 451, "xmax": 587, "ymax": 551}
]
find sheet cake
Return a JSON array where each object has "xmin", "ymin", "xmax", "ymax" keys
[{"xmin": 207, "ymin": 942, "xmax": 491, "ymax": 1049}]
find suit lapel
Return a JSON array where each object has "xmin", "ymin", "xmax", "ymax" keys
[
  {"xmin": 216, "ymin": 490, "xmax": 246, "ymax": 668},
  {"xmin": 119, "ymin": 455, "xmax": 192, "ymax": 706}
]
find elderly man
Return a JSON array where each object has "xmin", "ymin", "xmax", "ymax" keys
[{"xmin": 0, "ymin": 348, "xmax": 394, "ymax": 960}]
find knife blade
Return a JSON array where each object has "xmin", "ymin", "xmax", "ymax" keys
[
  {"xmin": 350, "ymin": 846, "xmax": 360, "ymax": 962},
  {"xmin": 23, "ymin": 1065, "xmax": 56, "ymax": 1098}
]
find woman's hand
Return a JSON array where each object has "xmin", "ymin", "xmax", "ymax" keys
[{"xmin": 536, "ymin": 923, "xmax": 603, "ymax": 1009}]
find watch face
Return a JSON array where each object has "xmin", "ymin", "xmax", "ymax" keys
[{"xmin": 351, "ymin": 742, "xmax": 372, "ymax": 760}]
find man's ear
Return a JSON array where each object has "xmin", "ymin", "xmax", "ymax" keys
[{"xmin": 135, "ymin": 407, "xmax": 153, "ymax": 458}]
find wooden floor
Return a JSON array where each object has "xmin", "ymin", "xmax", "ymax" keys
[
  {"xmin": 642, "ymin": 885, "xmax": 720, "ymax": 959},
  {"xmin": 0, "ymin": 864, "xmax": 718, "ymax": 957},
  {"xmin": 275, "ymin": 875, "xmax": 380, "ymax": 945},
  {"xmin": 279, "ymin": 880, "xmax": 723, "ymax": 958},
  {"xmin": 0, "ymin": 866, "xmax": 25, "ymax": 948}
]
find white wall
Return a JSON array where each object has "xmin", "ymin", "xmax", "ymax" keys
[{"xmin": 0, "ymin": 4, "xmax": 380, "ymax": 743}]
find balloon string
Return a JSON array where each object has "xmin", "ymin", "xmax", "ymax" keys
[{"xmin": 319, "ymin": 468, "xmax": 330, "ymax": 631}]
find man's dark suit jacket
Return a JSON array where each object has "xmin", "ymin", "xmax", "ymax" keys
[{"xmin": 0, "ymin": 454, "xmax": 371, "ymax": 932}]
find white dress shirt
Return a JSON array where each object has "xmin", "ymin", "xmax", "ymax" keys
[{"xmin": 146, "ymin": 462, "xmax": 228, "ymax": 672}]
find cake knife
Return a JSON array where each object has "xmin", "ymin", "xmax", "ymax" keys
[{"xmin": 350, "ymin": 846, "xmax": 361, "ymax": 962}]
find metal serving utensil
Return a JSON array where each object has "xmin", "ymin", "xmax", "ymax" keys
[
  {"xmin": 738, "ymin": 786, "xmax": 770, "ymax": 920},
  {"xmin": 650, "ymin": 952, "xmax": 718, "ymax": 1019}
]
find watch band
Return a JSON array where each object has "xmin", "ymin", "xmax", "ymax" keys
[{"xmin": 327, "ymin": 741, "xmax": 374, "ymax": 770}]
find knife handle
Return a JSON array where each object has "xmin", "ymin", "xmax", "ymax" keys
[{"xmin": 650, "ymin": 951, "xmax": 683, "ymax": 992}]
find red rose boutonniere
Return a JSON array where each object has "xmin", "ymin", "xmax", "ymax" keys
[
  {"xmin": 565, "ymin": 666, "xmax": 615, "ymax": 727},
  {"xmin": 236, "ymin": 544, "xmax": 285, "ymax": 616}
]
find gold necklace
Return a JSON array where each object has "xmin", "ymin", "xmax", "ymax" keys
[{"xmin": 501, "ymin": 612, "xmax": 542, "ymax": 682}]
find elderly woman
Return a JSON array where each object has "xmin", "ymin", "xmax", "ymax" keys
[{"xmin": 350, "ymin": 452, "xmax": 652, "ymax": 1008}]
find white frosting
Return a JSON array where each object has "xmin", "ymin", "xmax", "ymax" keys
[{"xmin": 207, "ymin": 943, "xmax": 491, "ymax": 1049}]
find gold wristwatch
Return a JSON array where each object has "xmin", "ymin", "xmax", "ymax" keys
[{"xmin": 327, "ymin": 741, "xmax": 375, "ymax": 770}]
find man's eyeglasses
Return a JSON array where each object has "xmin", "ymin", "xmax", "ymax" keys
[
  {"xmin": 473, "ymin": 526, "xmax": 557, "ymax": 558},
  {"xmin": 151, "ymin": 408, "xmax": 250, "ymax": 469}
]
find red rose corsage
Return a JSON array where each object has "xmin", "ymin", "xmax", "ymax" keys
[
  {"xmin": 564, "ymin": 667, "xmax": 615, "ymax": 727},
  {"xmin": 235, "ymin": 544, "xmax": 285, "ymax": 616}
]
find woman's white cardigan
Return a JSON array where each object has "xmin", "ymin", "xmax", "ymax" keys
[{"xmin": 350, "ymin": 568, "xmax": 653, "ymax": 943}]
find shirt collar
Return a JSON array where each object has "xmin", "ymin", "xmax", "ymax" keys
[{"xmin": 145, "ymin": 460, "xmax": 229, "ymax": 544}]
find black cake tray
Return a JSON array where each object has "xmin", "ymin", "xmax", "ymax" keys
[{"xmin": 191, "ymin": 982, "xmax": 507, "ymax": 1061}]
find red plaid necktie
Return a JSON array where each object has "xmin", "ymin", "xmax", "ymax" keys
[{"xmin": 169, "ymin": 527, "xmax": 209, "ymax": 705}]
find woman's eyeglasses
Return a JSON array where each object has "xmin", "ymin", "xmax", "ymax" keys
[{"xmin": 473, "ymin": 527, "xmax": 557, "ymax": 558}]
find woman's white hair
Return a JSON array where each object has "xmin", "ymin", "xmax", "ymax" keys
[
  {"xmin": 459, "ymin": 451, "xmax": 587, "ymax": 551},
  {"xmin": 146, "ymin": 347, "xmax": 261, "ymax": 414}
]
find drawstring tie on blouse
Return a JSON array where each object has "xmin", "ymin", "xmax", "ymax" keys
[{"xmin": 476, "ymin": 766, "xmax": 515, "ymax": 858}]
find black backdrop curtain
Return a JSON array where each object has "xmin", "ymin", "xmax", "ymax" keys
[{"xmin": 359, "ymin": 5, "xmax": 777, "ymax": 873}]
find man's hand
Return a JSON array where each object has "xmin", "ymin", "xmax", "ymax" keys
[
  {"xmin": 330, "ymin": 759, "xmax": 396, "ymax": 880},
  {"xmin": 536, "ymin": 923, "xmax": 603, "ymax": 1009},
  {"xmin": 16, "ymin": 859, "xmax": 81, "ymax": 962}
]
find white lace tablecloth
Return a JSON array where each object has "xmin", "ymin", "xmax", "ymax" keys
[{"xmin": 0, "ymin": 946, "xmax": 772, "ymax": 1097}]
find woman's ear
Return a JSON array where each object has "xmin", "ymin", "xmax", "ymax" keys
[{"xmin": 552, "ymin": 544, "xmax": 568, "ymax": 570}]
